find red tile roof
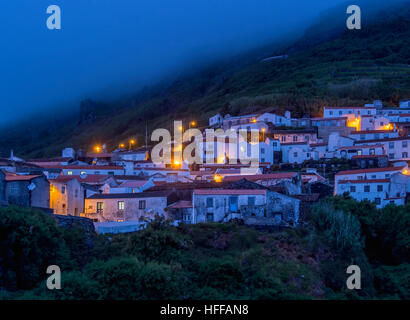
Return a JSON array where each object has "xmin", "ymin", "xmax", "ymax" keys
[
  {"xmin": 167, "ymin": 200, "xmax": 193, "ymax": 209},
  {"xmin": 42, "ymin": 165, "xmax": 123, "ymax": 170},
  {"xmin": 325, "ymin": 106, "xmax": 375, "ymax": 110},
  {"xmin": 5, "ymin": 172, "xmax": 42, "ymax": 181},
  {"xmin": 349, "ymin": 130, "xmax": 395, "ymax": 134},
  {"xmin": 336, "ymin": 166, "xmax": 404, "ymax": 176},
  {"xmin": 51, "ymin": 174, "xmax": 113, "ymax": 184},
  {"xmin": 339, "ymin": 179, "xmax": 390, "ymax": 184},
  {"xmin": 194, "ymin": 189, "xmax": 266, "ymax": 195},
  {"xmin": 351, "ymin": 154, "xmax": 388, "ymax": 159},
  {"xmin": 222, "ymin": 172, "xmax": 297, "ymax": 182},
  {"xmin": 338, "ymin": 144, "xmax": 384, "ymax": 150}
]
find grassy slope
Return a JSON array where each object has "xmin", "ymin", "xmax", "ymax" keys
[{"xmin": 1, "ymin": 4, "xmax": 409, "ymax": 158}]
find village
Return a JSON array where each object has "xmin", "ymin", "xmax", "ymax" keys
[{"xmin": 1, "ymin": 98, "xmax": 410, "ymax": 233}]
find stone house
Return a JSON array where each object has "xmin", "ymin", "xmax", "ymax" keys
[
  {"xmin": 192, "ymin": 185, "xmax": 300, "ymax": 227},
  {"xmin": 3, "ymin": 172, "xmax": 50, "ymax": 209},
  {"xmin": 84, "ymin": 191, "xmax": 178, "ymax": 222}
]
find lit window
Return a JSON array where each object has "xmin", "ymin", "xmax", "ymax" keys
[
  {"xmin": 97, "ymin": 202, "xmax": 103, "ymax": 213},
  {"xmin": 67, "ymin": 171, "xmax": 73, "ymax": 175},
  {"xmin": 118, "ymin": 201, "xmax": 124, "ymax": 210}
]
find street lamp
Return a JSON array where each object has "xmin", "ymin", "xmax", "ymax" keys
[{"xmin": 129, "ymin": 139, "xmax": 135, "ymax": 150}]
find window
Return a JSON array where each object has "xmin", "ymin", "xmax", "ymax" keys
[
  {"xmin": 97, "ymin": 202, "xmax": 103, "ymax": 213},
  {"xmin": 375, "ymin": 198, "xmax": 381, "ymax": 205},
  {"xmin": 377, "ymin": 185, "xmax": 383, "ymax": 192},
  {"xmin": 108, "ymin": 171, "xmax": 114, "ymax": 175},
  {"xmin": 261, "ymin": 148, "xmax": 265, "ymax": 154},
  {"xmin": 389, "ymin": 153, "xmax": 395, "ymax": 159},
  {"xmin": 329, "ymin": 111, "xmax": 333, "ymax": 115},
  {"xmin": 293, "ymin": 152, "xmax": 298, "ymax": 158},
  {"xmin": 403, "ymin": 152, "xmax": 408, "ymax": 158},
  {"xmin": 357, "ymin": 150, "xmax": 362, "ymax": 156},
  {"xmin": 389, "ymin": 142, "xmax": 394, "ymax": 149},
  {"xmin": 385, "ymin": 173, "xmax": 390, "ymax": 178},
  {"xmin": 139, "ymin": 200, "xmax": 146, "ymax": 209},
  {"xmin": 364, "ymin": 185, "xmax": 370, "ymax": 192},
  {"xmin": 248, "ymin": 196, "xmax": 255, "ymax": 206},
  {"xmin": 118, "ymin": 201, "xmax": 124, "ymax": 210},
  {"xmin": 403, "ymin": 141, "xmax": 408, "ymax": 148},
  {"xmin": 306, "ymin": 153, "xmax": 310, "ymax": 158},
  {"xmin": 339, "ymin": 111, "xmax": 342, "ymax": 115},
  {"xmin": 380, "ymin": 122, "xmax": 384, "ymax": 126},
  {"xmin": 207, "ymin": 213, "xmax": 214, "ymax": 222},
  {"xmin": 206, "ymin": 198, "xmax": 214, "ymax": 208},
  {"xmin": 375, "ymin": 134, "xmax": 379, "ymax": 139},
  {"xmin": 67, "ymin": 171, "xmax": 73, "ymax": 175},
  {"xmin": 360, "ymin": 135, "xmax": 365, "ymax": 140},
  {"xmin": 358, "ymin": 176, "xmax": 364, "ymax": 180},
  {"xmin": 293, "ymin": 136, "xmax": 298, "ymax": 142},
  {"xmin": 350, "ymin": 186, "xmax": 356, "ymax": 193},
  {"xmin": 74, "ymin": 189, "xmax": 78, "ymax": 198},
  {"xmin": 61, "ymin": 186, "xmax": 65, "ymax": 194},
  {"xmin": 281, "ymin": 136, "xmax": 286, "ymax": 142},
  {"xmin": 370, "ymin": 149, "xmax": 375, "ymax": 155},
  {"xmin": 62, "ymin": 203, "xmax": 66, "ymax": 209}
]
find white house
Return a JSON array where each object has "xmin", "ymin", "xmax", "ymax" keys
[
  {"xmin": 209, "ymin": 113, "xmax": 223, "ymax": 127},
  {"xmin": 399, "ymin": 100, "xmax": 410, "ymax": 108},
  {"xmin": 334, "ymin": 166, "xmax": 408, "ymax": 193},
  {"xmin": 355, "ymin": 137, "xmax": 410, "ymax": 160},
  {"xmin": 335, "ymin": 171, "xmax": 410, "ymax": 208},
  {"xmin": 323, "ymin": 106, "xmax": 376, "ymax": 118},
  {"xmin": 281, "ymin": 142, "xmax": 316, "ymax": 164},
  {"xmin": 192, "ymin": 189, "xmax": 267, "ymax": 223},
  {"xmin": 256, "ymin": 111, "xmax": 291, "ymax": 127},
  {"xmin": 336, "ymin": 144, "xmax": 385, "ymax": 160},
  {"xmin": 348, "ymin": 130, "xmax": 398, "ymax": 141}
]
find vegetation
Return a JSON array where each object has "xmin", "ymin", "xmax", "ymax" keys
[{"xmin": 0, "ymin": 198, "xmax": 408, "ymax": 300}]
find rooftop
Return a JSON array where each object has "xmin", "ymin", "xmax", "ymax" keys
[{"xmin": 336, "ymin": 166, "xmax": 404, "ymax": 176}]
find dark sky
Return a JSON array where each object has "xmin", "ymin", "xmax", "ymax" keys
[{"xmin": 0, "ymin": 0, "xmax": 353, "ymax": 125}]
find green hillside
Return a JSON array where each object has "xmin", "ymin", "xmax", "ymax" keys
[{"xmin": 1, "ymin": 2, "xmax": 410, "ymax": 158}]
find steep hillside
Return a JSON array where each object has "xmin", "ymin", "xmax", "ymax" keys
[{"xmin": 1, "ymin": 2, "xmax": 409, "ymax": 158}]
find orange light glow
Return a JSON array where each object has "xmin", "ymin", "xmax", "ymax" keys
[
  {"xmin": 261, "ymin": 128, "xmax": 266, "ymax": 132},
  {"xmin": 213, "ymin": 174, "xmax": 223, "ymax": 183},
  {"xmin": 251, "ymin": 119, "xmax": 257, "ymax": 123},
  {"xmin": 383, "ymin": 123, "xmax": 393, "ymax": 130},
  {"xmin": 347, "ymin": 117, "xmax": 361, "ymax": 131},
  {"xmin": 217, "ymin": 156, "xmax": 226, "ymax": 164},
  {"xmin": 130, "ymin": 139, "xmax": 135, "ymax": 145},
  {"xmin": 94, "ymin": 146, "xmax": 101, "ymax": 153},
  {"xmin": 191, "ymin": 121, "xmax": 196, "ymax": 126},
  {"xmin": 403, "ymin": 169, "xmax": 409, "ymax": 175},
  {"xmin": 178, "ymin": 126, "xmax": 183, "ymax": 131},
  {"xmin": 119, "ymin": 143, "xmax": 125, "ymax": 148}
]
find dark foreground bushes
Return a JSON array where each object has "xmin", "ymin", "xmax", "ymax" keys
[{"xmin": 0, "ymin": 200, "xmax": 408, "ymax": 300}]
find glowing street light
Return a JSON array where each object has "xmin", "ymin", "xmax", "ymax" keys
[
  {"xmin": 129, "ymin": 139, "xmax": 136, "ymax": 150},
  {"xmin": 94, "ymin": 145, "xmax": 101, "ymax": 153},
  {"xmin": 119, "ymin": 143, "xmax": 125, "ymax": 149},
  {"xmin": 213, "ymin": 174, "xmax": 223, "ymax": 183},
  {"xmin": 261, "ymin": 127, "xmax": 266, "ymax": 141},
  {"xmin": 190, "ymin": 121, "xmax": 196, "ymax": 127}
]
